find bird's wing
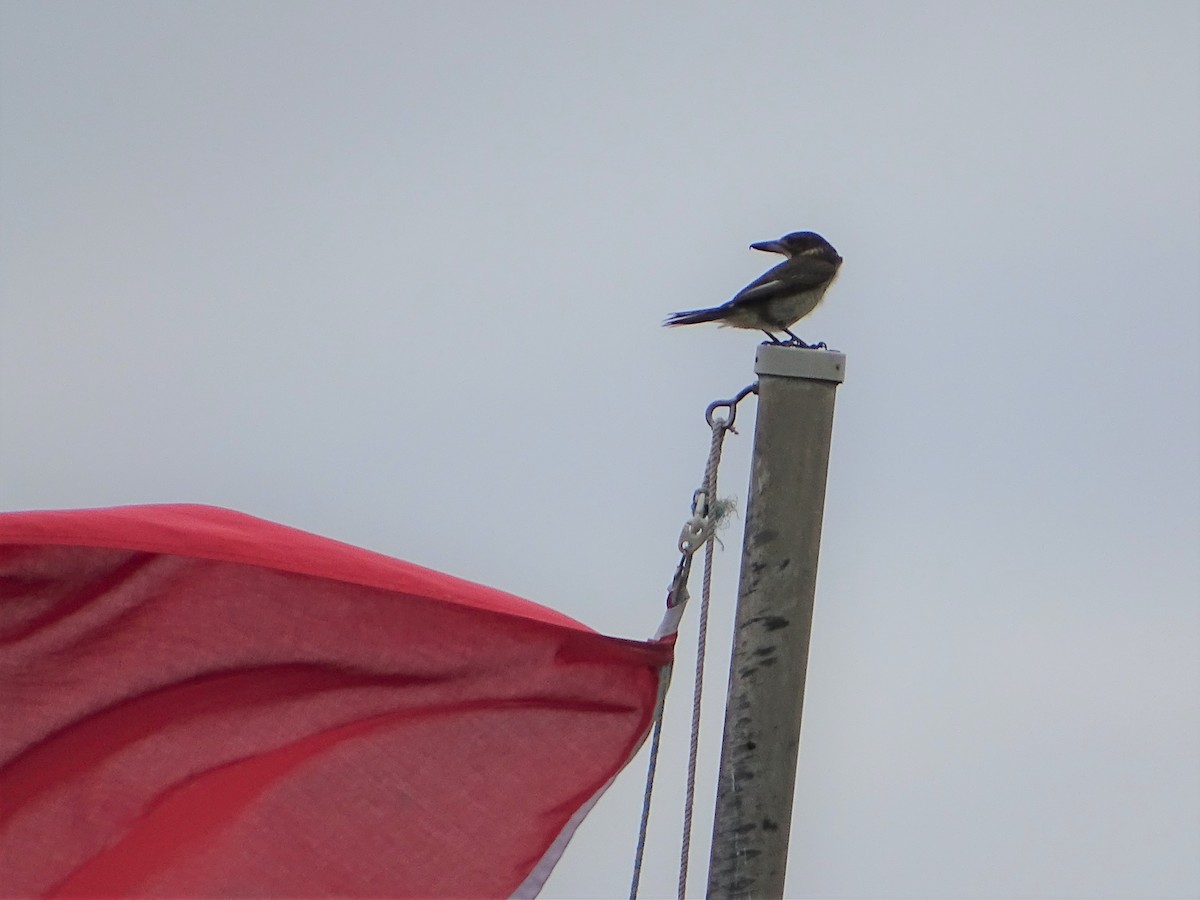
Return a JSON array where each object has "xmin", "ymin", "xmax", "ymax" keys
[{"xmin": 728, "ymin": 257, "xmax": 838, "ymax": 307}]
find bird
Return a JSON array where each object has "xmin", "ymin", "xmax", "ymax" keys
[{"xmin": 664, "ymin": 231, "xmax": 842, "ymax": 346}]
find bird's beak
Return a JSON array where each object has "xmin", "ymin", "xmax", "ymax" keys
[{"xmin": 749, "ymin": 240, "xmax": 786, "ymax": 255}]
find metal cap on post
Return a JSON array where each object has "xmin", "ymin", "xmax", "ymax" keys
[{"xmin": 706, "ymin": 344, "xmax": 845, "ymax": 899}]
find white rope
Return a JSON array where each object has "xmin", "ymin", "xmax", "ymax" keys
[
  {"xmin": 629, "ymin": 665, "xmax": 670, "ymax": 899},
  {"xmin": 678, "ymin": 421, "xmax": 727, "ymax": 899},
  {"xmin": 629, "ymin": 384, "xmax": 754, "ymax": 900}
]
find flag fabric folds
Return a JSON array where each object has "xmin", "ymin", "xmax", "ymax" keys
[{"xmin": 0, "ymin": 504, "xmax": 672, "ymax": 897}]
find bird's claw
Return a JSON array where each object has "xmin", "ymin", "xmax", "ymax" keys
[{"xmin": 760, "ymin": 332, "xmax": 830, "ymax": 351}]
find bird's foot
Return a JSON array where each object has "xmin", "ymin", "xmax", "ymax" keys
[{"xmin": 762, "ymin": 333, "xmax": 830, "ymax": 350}]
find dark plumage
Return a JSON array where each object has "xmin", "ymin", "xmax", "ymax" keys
[{"xmin": 665, "ymin": 231, "xmax": 842, "ymax": 345}]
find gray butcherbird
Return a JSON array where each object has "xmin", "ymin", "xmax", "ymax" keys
[{"xmin": 664, "ymin": 231, "xmax": 842, "ymax": 346}]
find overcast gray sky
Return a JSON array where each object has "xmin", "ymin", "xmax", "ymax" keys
[{"xmin": 2, "ymin": 2, "xmax": 1198, "ymax": 897}]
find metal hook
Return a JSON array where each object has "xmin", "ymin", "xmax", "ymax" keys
[{"xmin": 705, "ymin": 382, "xmax": 759, "ymax": 431}]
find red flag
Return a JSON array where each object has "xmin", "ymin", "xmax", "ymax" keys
[{"xmin": 0, "ymin": 505, "xmax": 672, "ymax": 897}]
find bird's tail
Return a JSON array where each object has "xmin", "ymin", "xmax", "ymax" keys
[{"xmin": 662, "ymin": 306, "xmax": 725, "ymax": 327}]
